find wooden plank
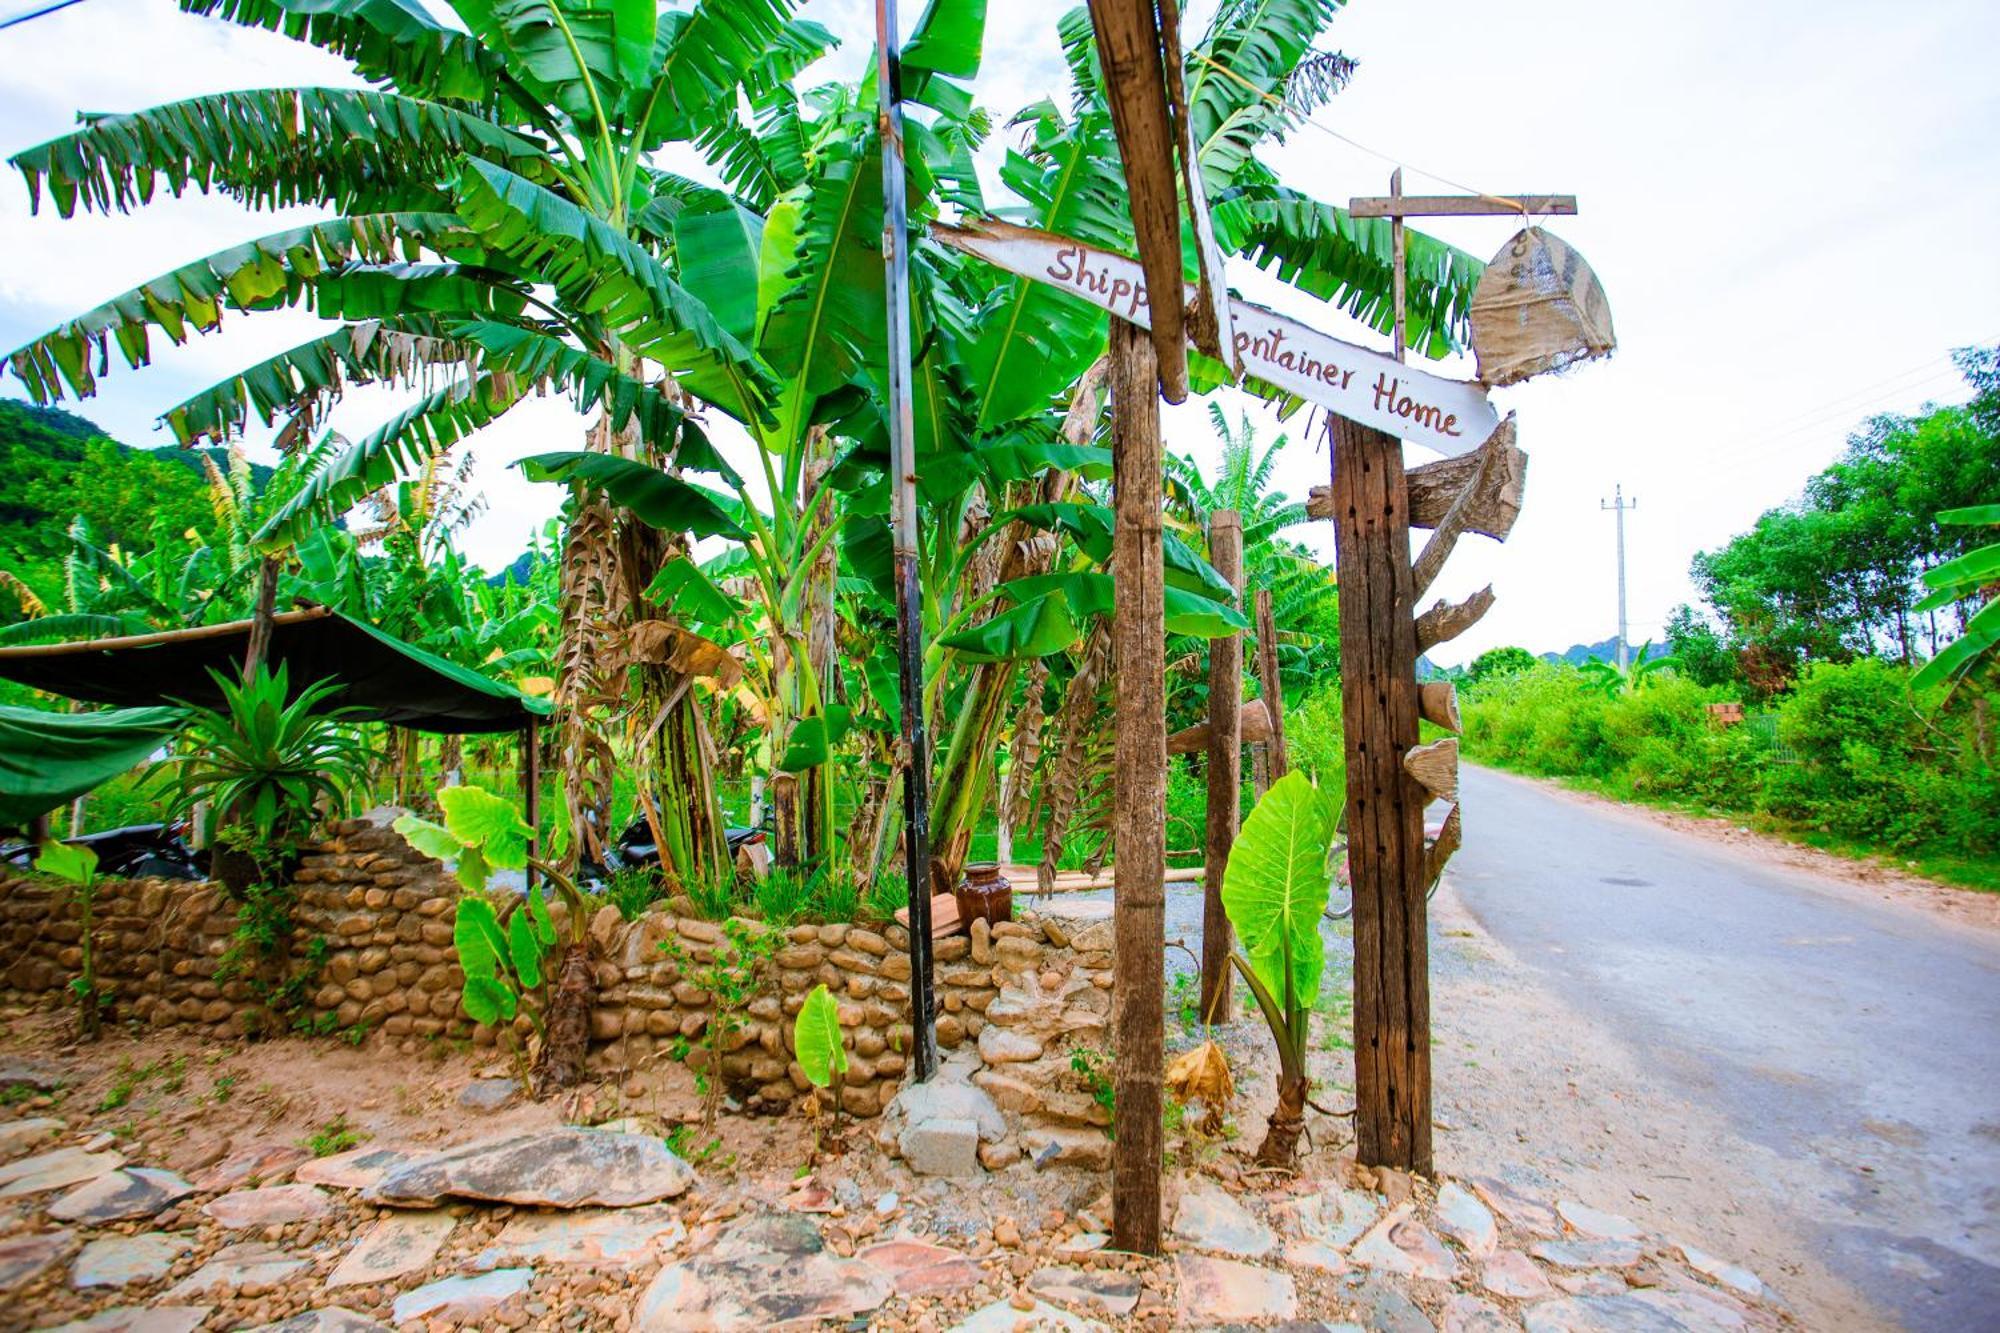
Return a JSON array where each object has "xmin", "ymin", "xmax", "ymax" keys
[
  {"xmin": 1201, "ymin": 509, "xmax": 1243, "ymax": 1025},
  {"xmin": 894, "ymin": 892, "xmax": 965, "ymax": 939},
  {"xmin": 933, "ymin": 219, "xmax": 1498, "ymax": 454},
  {"xmin": 1415, "ymin": 586, "xmax": 1496, "ymax": 655},
  {"xmin": 1418, "ymin": 681, "xmax": 1461, "ymax": 733},
  {"xmin": 1087, "ymin": 0, "xmax": 1188, "ymax": 402},
  {"xmin": 1348, "ymin": 194, "xmax": 1577, "ymax": 218},
  {"xmin": 1159, "ymin": 0, "xmax": 1236, "ymax": 373},
  {"xmin": 1108, "ymin": 318, "xmax": 1166, "ymax": 1255},
  {"xmin": 1255, "ymin": 588, "xmax": 1289, "ymax": 778},
  {"xmin": 1329, "ymin": 413, "xmax": 1432, "ymax": 1175},
  {"xmin": 1403, "ymin": 738, "xmax": 1459, "ymax": 804}
]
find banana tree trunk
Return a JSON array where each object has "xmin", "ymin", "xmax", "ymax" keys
[{"xmin": 929, "ymin": 363, "xmax": 1106, "ymax": 893}]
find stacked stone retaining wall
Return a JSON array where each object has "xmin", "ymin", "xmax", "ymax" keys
[{"xmin": 0, "ymin": 815, "xmax": 1118, "ymax": 1136}]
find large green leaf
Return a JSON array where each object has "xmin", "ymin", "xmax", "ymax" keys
[
  {"xmin": 637, "ymin": 0, "xmax": 800, "ymax": 147},
  {"xmin": 34, "ymin": 839, "xmax": 98, "ymax": 886},
  {"xmin": 256, "ymin": 373, "xmax": 527, "ymax": 549},
  {"xmin": 1210, "ymin": 188, "xmax": 1483, "ymax": 360},
  {"xmin": 792, "ymin": 981, "xmax": 849, "ymax": 1089},
  {"xmin": 1008, "ymin": 503, "xmax": 1234, "ymax": 599},
  {"xmin": 462, "ymin": 974, "xmax": 517, "ymax": 1024},
  {"xmin": 438, "ymin": 783, "xmax": 532, "ymax": 870},
  {"xmin": 447, "ymin": 0, "xmax": 652, "ymax": 125},
  {"xmin": 162, "ymin": 317, "xmax": 472, "ymax": 446},
  {"xmin": 1911, "ymin": 598, "xmax": 1999, "ymax": 693},
  {"xmin": 672, "ymin": 196, "xmax": 766, "ymax": 346},
  {"xmin": 1221, "ymin": 771, "xmax": 1335, "ymax": 1007},
  {"xmin": 902, "ymin": 0, "xmax": 985, "ymax": 78},
  {"xmin": 507, "ymin": 909, "xmax": 545, "ymax": 990},
  {"xmin": 452, "ymin": 895, "xmax": 509, "ymax": 980},
  {"xmin": 940, "ymin": 591, "xmax": 1081, "ymax": 662},
  {"xmin": 643, "ymin": 555, "xmax": 740, "ymax": 624},
  {"xmin": 4, "ymin": 215, "xmax": 470, "ymax": 405},
  {"xmin": 180, "ymin": 0, "xmax": 517, "ymax": 111},
  {"xmin": 9, "ymin": 87, "xmax": 548, "ymax": 219},
  {"xmin": 777, "ymin": 706, "xmax": 854, "ymax": 773},
  {"xmin": 516, "ymin": 452, "xmax": 749, "ymax": 541},
  {"xmin": 453, "ymin": 159, "xmax": 772, "ymax": 421},
  {"xmin": 394, "ymin": 812, "xmax": 462, "ymax": 863}
]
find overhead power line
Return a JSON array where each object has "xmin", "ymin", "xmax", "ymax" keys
[{"xmin": 0, "ymin": 0, "xmax": 87, "ymax": 29}]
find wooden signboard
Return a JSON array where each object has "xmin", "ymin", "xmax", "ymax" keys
[{"xmin": 933, "ymin": 218, "xmax": 1499, "ymax": 455}]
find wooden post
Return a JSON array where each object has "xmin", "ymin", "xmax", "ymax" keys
[
  {"xmin": 1108, "ymin": 318, "xmax": 1165, "ymax": 1254},
  {"xmin": 1254, "ymin": 588, "xmax": 1289, "ymax": 778},
  {"xmin": 521, "ymin": 718, "xmax": 541, "ymax": 894},
  {"xmin": 1201, "ymin": 510, "xmax": 1243, "ymax": 1024},
  {"xmin": 241, "ymin": 555, "xmax": 280, "ymax": 682},
  {"xmin": 1330, "ymin": 415, "xmax": 1432, "ymax": 1174}
]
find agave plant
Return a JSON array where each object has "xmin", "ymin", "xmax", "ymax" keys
[{"xmin": 158, "ymin": 664, "xmax": 376, "ymax": 886}]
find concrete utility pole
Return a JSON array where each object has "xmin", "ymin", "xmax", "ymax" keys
[{"xmin": 1602, "ymin": 484, "xmax": 1635, "ymax": 671}]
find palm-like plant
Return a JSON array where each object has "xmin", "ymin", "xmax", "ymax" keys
[
  {"xmin": 158, "ymin": 664, "xmax": 376, "ymax": 886},
  {"xmin": 1577, "ymin": 644, "xmax": 1679, "ymax": 699}
]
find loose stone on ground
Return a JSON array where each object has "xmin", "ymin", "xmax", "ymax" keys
[
  {"xmin": 203, "ymin": 1183, "xmax": 332, "ymax": 1228},
  {"xmin": 1175, "ymin": 1253, "xmax": 1300, "ymax": 1323},
  {"xmin": 1027, "ymin": 1263, "xmax": 1142, "ymax": 1316},
  {"xmin": 1172, "ymin": 1179, "xmax": 1278, "ymax": 1257},
  {"xmin": 326, "ymin": 1209, "xmax": 455, "ymax": 1288},
  {"xmin": 369, "ymin": 1128, "xmax": 694, "ymax": 1208},
  {"xmin": 72, "ymin": 1232, "xmax": 193, "ymax": 1288},
  {"xmin": 392, "ymin": 1266, "xmax": 535, "ymax": 1322},
  {"xmin": 481, "ymin": 1202, "xmax": 684, "ymax": 1266},
  {"xmin": 50, "ymin": 1167, "xmax": 193, "ymax": 1224},
  {"xmin": 0, "ymin": 1148, "xmax": 124, "ymax": 1197},
  {"xmin": 0, "ymin": 1226, "xmax": 77, "ymax": 1290}
]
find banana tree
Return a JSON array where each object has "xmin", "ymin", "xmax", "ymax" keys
[{"xmin": 3, "ymin": 0, "xmax": 827, "ymax": 877}]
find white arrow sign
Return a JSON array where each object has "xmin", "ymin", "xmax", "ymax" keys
[{"xmin": 934, "ymin": 218, "xmax": 1499, "ymax": 456}]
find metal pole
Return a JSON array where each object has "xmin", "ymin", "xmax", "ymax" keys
[{"xmin": 876, "ymin": 0, "xmax": 938, "ymax": 1083}]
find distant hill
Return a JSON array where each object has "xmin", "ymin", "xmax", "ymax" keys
[
  {"xmin": 0, "ymin": 398, "xmax": 277, "ymax": 572},
  {"xmin": 1540, "ymin": 636, "xmax": 1668, "ymax": 667}
]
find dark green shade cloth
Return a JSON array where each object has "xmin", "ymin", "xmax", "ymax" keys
[
  {"xmin": 0, "ymin": 608, "xmax": 549, "ymax": 734},
  {"xmin": 0, "ymin": 703, "xmax": 185, "ymax": 824}
]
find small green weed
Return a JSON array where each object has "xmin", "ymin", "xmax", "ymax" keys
[{"xmin": 305, "ymin": 1114, "xmax": 364, "ymax": 1158}]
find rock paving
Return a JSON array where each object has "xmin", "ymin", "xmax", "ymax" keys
[
  {"xmin": 49, "ymin": 1168, "xmax": 193, "ymax": 1224},
  {"xmin": 0, "ymin": 1067, "xmax": 1800, "ymax": 1333},
  {"xmin": 71, "ymin": 1232, "xmax": 193, "ymax": 1289}
]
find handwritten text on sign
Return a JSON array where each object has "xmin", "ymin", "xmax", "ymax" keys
[{"xmin": 934, "ymin": 219, "xmax": 1498, "ymax": 455}]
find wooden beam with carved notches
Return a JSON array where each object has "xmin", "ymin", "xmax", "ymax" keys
[{"xmin": 1308, "ymin": 415, "xmax": 1527, "ymax": 541}]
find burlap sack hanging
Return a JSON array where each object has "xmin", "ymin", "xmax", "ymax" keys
[{"xmin": 1468, "ymin": 227, "xmax": 1616, "ymax": 386}]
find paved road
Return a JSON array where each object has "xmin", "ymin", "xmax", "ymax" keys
[{"xmin": 1449, "ymin": 764, "xmax": 2000, "ymax": 1333}]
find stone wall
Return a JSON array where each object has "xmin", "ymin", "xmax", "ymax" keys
[{"xmin": 0, "ymin": 814, "xmax": 1118, "ymax": 1138}]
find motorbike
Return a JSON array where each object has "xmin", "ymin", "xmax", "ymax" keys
[{"xmin": 0, "ymin": 822, "xmax": 207, "ymax": 881}]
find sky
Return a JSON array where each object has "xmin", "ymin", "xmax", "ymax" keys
[{"xmin": 2, "ymin": 0, "xmax": 1997, "ymax": 664}]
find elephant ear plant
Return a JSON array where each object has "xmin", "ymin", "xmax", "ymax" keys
[
  {"xmin": 396, "ymin": 786, "xmax": 594, "ymax": 1097},
  {"xmin": 1222, "ymin": 770, "xmax": 1340, "ymax": 1167},
  {"xmin": 792, "ymin": 982, "xmax": 848, "ymax": 1161},
  {"xmin": 35, "ymin": 839, "xmax": 106, "ymax": 1039}
]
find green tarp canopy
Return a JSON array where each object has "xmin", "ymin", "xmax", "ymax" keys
[
  {"xmin": 0, "ymin": 607, "xmax": 550, "ymax": 734},
  {"xmin": 0, "ymin": 703, "xmax": 186, "ymax": 825}
]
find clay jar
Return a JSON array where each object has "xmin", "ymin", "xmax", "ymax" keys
[{"xmin": 955, "ymin": 861, "xmax": 1013, "ymax": 927}]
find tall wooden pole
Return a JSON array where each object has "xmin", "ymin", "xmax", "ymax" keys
[
  {"xmin": 1254, "ymin": 588, "xmax": 1289, "ymax": 779},
  {"xmin": 1331, "ymin": 415, "xmax": 1432, "ymax": 1174},
  {"xmin": 875, "ymin": 0, "xmax": 938, "ymax": 1083},
  {"xmin": 1108, "ymin": 318, "xmax": 1165, "ymax": 1253},
  {"xmin": 1200, "ymin": 510, "xmax": 1242, "ymax": 1024}
]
